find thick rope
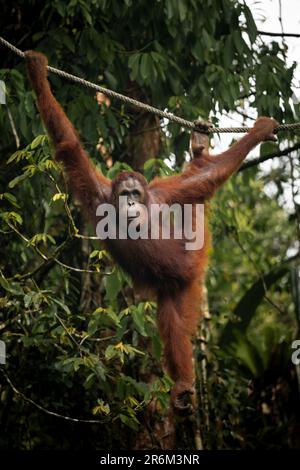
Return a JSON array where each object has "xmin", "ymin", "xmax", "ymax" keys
[{"xmin": 1, "ymin": 36, "xmax": 300, "ymax": 135}]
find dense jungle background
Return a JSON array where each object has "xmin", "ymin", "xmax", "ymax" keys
[{"xmin": 0, "ymin": 0, "xmax": 300, "ymax": 449}]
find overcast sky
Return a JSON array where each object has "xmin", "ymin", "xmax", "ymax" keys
[
  {"xmin": 215, "ymin": 0, "xmax": 300, "ymax": 151},
  {"xmin": 248, "ymin": 0, "xmax": 300, "ymax": 83}
]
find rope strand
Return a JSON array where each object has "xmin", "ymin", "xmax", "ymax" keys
[{"xmin": 1, "ymin": 36, "xmax": 300, "ymax": 134}]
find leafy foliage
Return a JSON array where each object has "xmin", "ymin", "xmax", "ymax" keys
[{"xmin": 0, "ymin": 0, "xmax": 299, "ymax": 450}]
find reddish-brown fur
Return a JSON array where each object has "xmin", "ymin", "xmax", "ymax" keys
[{"xmin": 25, "ymin": 50, "xmax": 278, "ymax": 412}]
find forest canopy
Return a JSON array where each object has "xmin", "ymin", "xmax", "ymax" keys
[{"xmin": 0, "ymin": 0, "xmax": 299, "ymax": 450}]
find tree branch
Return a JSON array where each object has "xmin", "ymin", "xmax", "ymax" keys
[
  {"xmin": 239, "ymin": 143, "xmax": 300, "ymax": 171},
  {"xmin": 258, "ymin": 30, "xmax": 300, "ymax": 38},
  {"xmin": 0, "ymin": 368, "xmax": 108, "ymax": 424}
]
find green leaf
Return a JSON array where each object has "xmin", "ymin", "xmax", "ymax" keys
[
  {"xmin": 2, "ymin": 211, "xmax": 23, "ymax": 225},
  {"xmin": 49, "ymin": 296, "xmax": 71, "ymax": 315},
  {"xmin": 0, "ymin": 278, "xmax": 24, "ymax": 295},
  {"xmin": 132, "ymin": 306, "xmax": 147, "ymax": 336},
  {"xmin": 104, "ymin": 70, "xmax": 118, "ymax": 89},
  {"xmin": 223, "ymin": 36, "xmax": 233, "ymax": 68},
  {"xmin": 89, "ymin": 250, "xmax": 100, "ymax": 259},
  {"xmin": 105, "ymin": 344, "xmax": 118, "ymax": 361},
  {"xmin": 151, "ymin": 331, "xmax": 162, "ymax": 360},
  {"xmin": 1, "ymin": 192, "xmax": 19, "ymax": 208},
  {"xmin": 105, "ymin": 269, "xmax": 122, "ymax": 302},
  {"xmin": 165, "ymin": 0, "xmax": 174, "ymax": 19},
  {"xmin": 244, "ymin": 5, "xmax": 258, "ymax": 43},
  {"xmin": 8, "ymin": 173, "xmax": 29, "ymax": 188},
  {"xmin": 30, "ymin": 135, "xmax": 46, "ymax": 149},
  {"xmin": 62, "ymin": 34, "xmax": 76, "ymax": 53},
  {"xmin": 119, "ymin": 413, "xmax": 139, "ymax": 431},
  {"xmin": 191, "ymin": 39, "xmax": 203, "ymax": 62},
  {"xmin": 177, "ymin": 0, "xmax": 187, "ymax": 22},
  {"xmin": 7, "ymin": 150, "xmax": 27, "ymax": 164},
  {"xmin": 232, "ymin": 30, "xmax": 243, "ymax": 55},
  {"xmin": 203, "ymin": 29, "xmax": 213, "ymax": 49},
  {"xmin": 128, "ymin": 53, "xmax": 141, "ymax": 81},
  {"xmin": 233, "ymin": 332, "xmax": 264, "ymax": 377},
  {"xmin": 220, "ymin": 264, "xmax": 290, "ymax": 348},
  {"xmin": 140, "ymin": 54, "xmax": 151, "ymax": 81}
]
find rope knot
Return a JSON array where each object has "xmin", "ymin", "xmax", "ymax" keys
[{"xmin": 193, "ymin": 120, "xmax": 213, "ymax": 135}]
